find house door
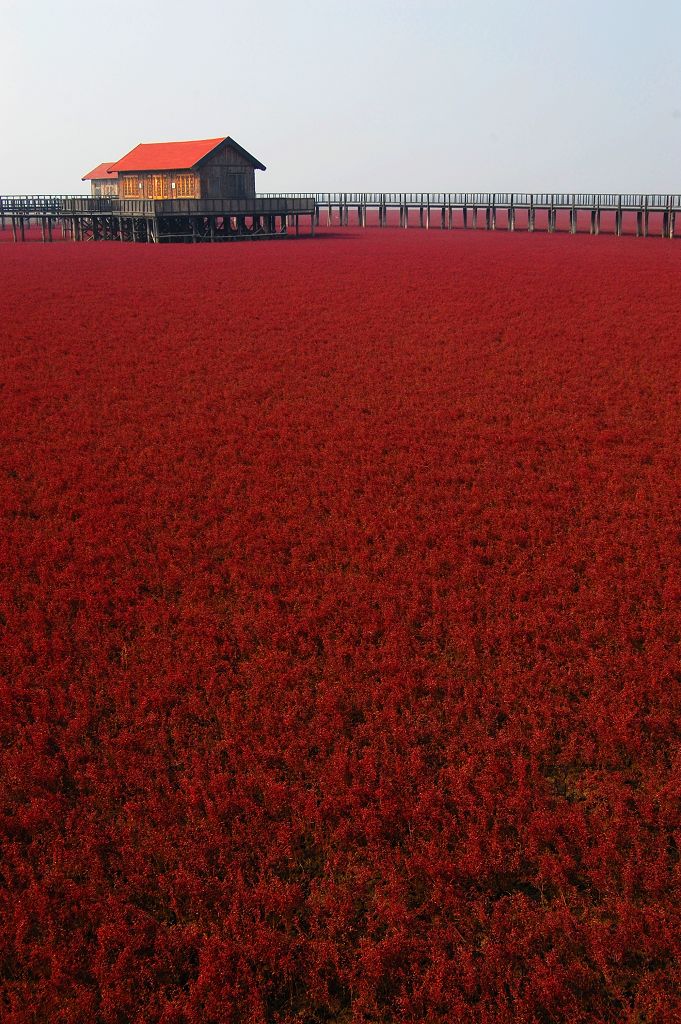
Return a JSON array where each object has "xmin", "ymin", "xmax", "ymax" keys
[{"xmin": 151, "ymin": 175, "xmax": 166, "ymax": 199}]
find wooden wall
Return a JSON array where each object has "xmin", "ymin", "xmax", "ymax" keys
[
  {"xmin": 199, "ymin": 143, "xmax": 257, "ymax": 199},
  {"xmin": 116, "ymin": 144, "xmax": 261, "ymax": 201},
  {"xmin": 91, "ymin": 180, "xmax": 119, "ymax": 197},
  {"xmin": 120, "ymin": 173, "xmax": 200, "ymax": 200}
]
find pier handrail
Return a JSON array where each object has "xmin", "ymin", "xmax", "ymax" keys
[{"xmin": 4, "ymin": 193, "xmax": 681, "ymax": 214}]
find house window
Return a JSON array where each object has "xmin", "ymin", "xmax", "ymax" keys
[
  {"xmin": 175, "ymin": 174, "xmax": 195, "ymax": 198},
  {"xmin": 122, "ymin": 176, "xmax": 139, "ymax": 198},
  {"xmin": 151, "ymin": 175, "xmax": 168, "ymax": 199}
]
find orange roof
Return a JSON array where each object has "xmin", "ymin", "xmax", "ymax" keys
[
  {"xmin": 109, "ymin": 137, "xmax": 266, "ymax": 173},
  {"xmin": 82, "ymin": 162, "xmax": 118, "ymax": 181}
]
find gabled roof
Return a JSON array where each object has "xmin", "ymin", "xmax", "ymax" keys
[
  {"xmin": 109, "ymin": 137, "xmax": 266, "ymax": 173},
  {"xmin": 82, "ymin": 162, "xmax": 118, "ymax": 181}
]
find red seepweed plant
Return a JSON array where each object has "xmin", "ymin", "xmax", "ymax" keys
[{"xmin": 1, "ymin": 228, "xmax": 680, "ymax": 1022}]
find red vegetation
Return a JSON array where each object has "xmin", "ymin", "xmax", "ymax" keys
[{"xmin": 1, "ymin": 230, "xmax": 680, "ymax": 1023}]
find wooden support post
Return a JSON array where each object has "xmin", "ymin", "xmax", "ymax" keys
[
  {"xmin": 669, "ymin": 210, "xmax": 675, "ymax": 239},
  {"xmin": 40, "ymin": 217, "xmax": 45, "ymax": 243},
  {"xmin": 404, "ymin": 204, "xmax": 408, "ymax": 228},
  {"xmin": 20, "ymin": 217, "xmax": 25, "ymax": 242},
  {"xmin": 48, "ymin": 217, "xmax": 53, "ymax": 242},
  {"xmin": 440, "ymin": 206, "xmax": 445, "ymax": 230},
  {"xmin": 570, "ymin": 205, "xmax": 577, "ymax": 234},
  {"xmin": 491, "ymin": 205, "xmax": 496, "ymax": 230},
  {"xmin": 636, "ymin": 210, "xmax": 642, "ymax": 237},
  {"xmin": 425, "ymin": 204, "xmax": 430, "ymax": 229},
  {"xmin": 462, "ymin": 206, "xmax": 468, "ymax": 230},
  {"xmin": 11, "ymin": 215, "xmax": 17, "ymax": 242},
  {"xmin": 508, "ymin": 204, "xmax": 515, "ymax": 231},
  {"xmin": 295, "ymin": 214, "xmax": 299, "ymax": 236},
  {"xmin": 472, "ymin": 207, "xmax": 478, "ymax": 229},
  {"xmin": 419, "ymin": 205, "xmax": 424, "ymax": 228},
  {"xmin": 643, "ymin": 205, "xmax": 648, "ymax": 238},
  {"xmin": 485, "ymin": 206, "xmax": 490, "ymax": 230}
]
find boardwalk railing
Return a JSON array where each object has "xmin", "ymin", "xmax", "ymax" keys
[
  {"xmin": 4, "ymin": 193, "xmax": 681, "ymax": 214},
  {"xmin": 259, "ymin": 193, "xmax": 681, "ymax": 236},
  {"xmin": 0, "ymin": 194, "xmax": 318, "ymax": 216},
  {"xmin": 2, "ymin": 193, "xmax": 680, "ymax": 239},
  {"xmin": 257, "ymin": 192, "xmax": 681, "ymax": 210},
  {"xmin": 1, "ymin": 194, "xmax": 317, "ymax": 243}
]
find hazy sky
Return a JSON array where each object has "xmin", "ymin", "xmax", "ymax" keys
[{"xmin": 2, "ymin": 0, "xmax": 680, "ymax": 194}]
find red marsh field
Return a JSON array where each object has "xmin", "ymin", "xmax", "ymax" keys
[{"xmin": 1, "ymin": 228, "xmax": 680, "ymax": 1023}]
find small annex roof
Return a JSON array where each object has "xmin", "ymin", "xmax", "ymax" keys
[
  {"xmin": 82, "ymin": 162, "xmax": 118, "ymax": 181},
  {"xmin": 109, "ymin": 137, "xmax": 266, "ymax": 173}
]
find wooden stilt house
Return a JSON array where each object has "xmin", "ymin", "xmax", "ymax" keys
[
  {"xmin": 107, "ymin": 137, "xmax": 266, "ymax": 201},
  {"xmin": 82, "ymin": 163, "xmax": 119, "ymax": 197}
]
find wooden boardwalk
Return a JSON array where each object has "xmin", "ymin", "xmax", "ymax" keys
[
  {"xmin": 3, "ymin": 193, "xmax": 681, "ymax": 240},
  {"xmin": 0, "ymin": 195, "xmax": 316, "ymax": 243},
  {"xmin": 273, "ymin": 193, "xmax": 681, "ymax": 237}
]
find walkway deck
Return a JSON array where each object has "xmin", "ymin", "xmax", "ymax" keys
[
  {"xmin": 1, "ymin": 195, "xmax": 316, "ymax": 242},
  {"xmin": 2, "ymin": 193, "xmax": 680, "ymax": 240}
]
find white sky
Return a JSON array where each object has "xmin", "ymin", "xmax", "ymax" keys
[{"xmin": 2, "ymin": 0, "xmax": 680, "ymax": 194}]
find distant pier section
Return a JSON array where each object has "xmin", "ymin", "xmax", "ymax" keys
[
  {"xmin": 280, "ymin": 193, "xmax": 681, "ymax": 238},
  {"xmin": 2, "ymin": 193, "xmax": 680, "ymax": 241}
]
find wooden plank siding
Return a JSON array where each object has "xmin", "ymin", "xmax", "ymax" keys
[
  {"xmin": 90, "ymin": 180, "xmax": 119, "ymax": 198},
  {"xmin": 120, "ymin": 173, "xmax": 200, "ymax": 200},
  {"xmin": 198, "ymin": 143, "xmax": 257, "ymax": 199}
]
